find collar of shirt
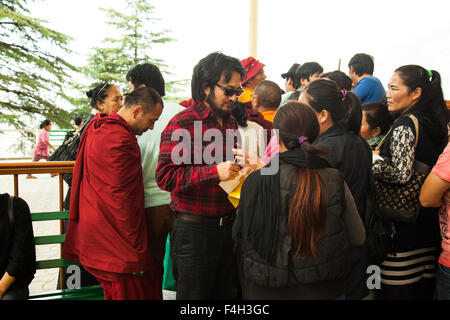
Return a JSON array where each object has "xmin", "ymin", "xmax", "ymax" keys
[
  {"xmin": 193, "ymin": 100, "xmax": 238, "ymax": 129},
  {"xmin": 193, "ymin": 100, "xmax": 212, "ymax": 120}
]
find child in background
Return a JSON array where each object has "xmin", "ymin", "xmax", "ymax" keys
[{"xmin": 27, "ymin": 119, "xmax": 57, "ymax": 179}]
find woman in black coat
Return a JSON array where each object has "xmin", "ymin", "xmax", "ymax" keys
[
  {"xmin": 299, "ymin": 79, "xmax": 372, "ymax": 300},
  {"xmin": 233, "ymin": 102, "xmax": 365, "ymax": 300}
]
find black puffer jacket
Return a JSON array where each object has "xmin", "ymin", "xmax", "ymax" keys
[{"xmin": 237, "ymin": 163, "xmax": 351, "ymax": 288}]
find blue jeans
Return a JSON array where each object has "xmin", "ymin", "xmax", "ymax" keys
[{"xmin": 435, "ymin": 263, "xmax": 450, "ymax": 300}]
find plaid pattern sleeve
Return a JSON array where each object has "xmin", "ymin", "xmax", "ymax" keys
[{"xmin": 155, "ymin": 102, "xmax": 237, "ymax": 217}]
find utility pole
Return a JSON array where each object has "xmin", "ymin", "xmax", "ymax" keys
[{"xmin": 249, "ymin": 0, "xmax": 258, "ymax": 58}]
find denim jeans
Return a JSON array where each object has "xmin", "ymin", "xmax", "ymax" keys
[
  {"xmin": 435, "ymin": 263, "xmax": 450, "ymax": 300},
  {"xmin": 171, "ymin": 217, "xmax": 235, "ymax": 300}
]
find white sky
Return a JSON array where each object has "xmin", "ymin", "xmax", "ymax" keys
[{"xmin": 28, "ymin": 0, "xmax": 450, "ymax": 99}]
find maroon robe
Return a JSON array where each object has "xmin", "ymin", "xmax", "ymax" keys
[{"xmin": 62, "ymin": 112, "xmax": 154, "ymax": 280}]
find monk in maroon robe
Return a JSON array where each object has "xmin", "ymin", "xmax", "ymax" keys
[{"xmin": 63, "ymin": 87, "xmax": 164, "ymax": 300}]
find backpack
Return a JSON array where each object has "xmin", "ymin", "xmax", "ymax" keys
[
  {"xmin": 49, "ymin": 115, "xmax": 93, "ymax": 163},
  {"xmin": 364, "ymin": 171, "xmax": 395, "ymax": 265},
  {"xmin": 49, "ymin": 132, "xmax": 80, "ymax": 162},
  {"xmin": 49, "ymin": 116, "xmax": 93, "ymax": 186}
]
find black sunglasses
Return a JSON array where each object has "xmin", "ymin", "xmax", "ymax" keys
[{"xmin": 216, "ymin": 83, "xmax": 244, "ymax": 97}]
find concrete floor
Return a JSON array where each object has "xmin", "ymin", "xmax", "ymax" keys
[{"xmin": 1, "ymin": 167, "xmax": 176, "ymax": 300}]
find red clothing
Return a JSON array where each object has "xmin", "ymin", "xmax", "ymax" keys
[
  {"xmin": 97, "ymin": 272, "xmax": 161, "ymax": 300},
  {"xmin": 179, "ymin": 98, "xmax": 194, "ymax": 108},
  {"xmin": 156, "ymin": 101, "xmax": 237, "ymax": 217},
  {"xmin": 63, "ymin": 112, "xmax": 154, "ymax": 280}
]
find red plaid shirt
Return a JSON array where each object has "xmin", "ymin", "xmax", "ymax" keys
[{"xmin": 156, "ymin": 101, "xmax": 238, "ymax": 217}]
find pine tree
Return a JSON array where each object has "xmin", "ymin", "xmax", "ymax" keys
[
  {"xmin": 0, "ymin": 0, "xmax": 80, "ymax": 129},
  {"xmin": 84, "ymin": 0, "xmax": 187, "ymax": 98}
]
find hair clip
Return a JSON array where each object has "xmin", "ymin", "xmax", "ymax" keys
[
  {"xmin": 426, "ymin": 69, "xmax": 433, "ymax": 78},
  {"xmin": 341, "ymin": 89, "xmax": 348, "ymax": 99},
  {"xmin": 298, "ymin": 136, "xmax": 308, "ymax": 145}
]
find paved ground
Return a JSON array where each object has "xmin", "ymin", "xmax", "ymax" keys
[{"xmin": 1, "ymin": 161, "xmax": 176, "ymax": 300}]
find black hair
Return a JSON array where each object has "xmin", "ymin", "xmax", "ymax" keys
[
  {"xmin": 295, "ymin": 62, "xmax": 323, "ymax": 81},
  {"xmin": 282, "ymin": 63, "xmax": 301, "ymax": 88},
  {"xmin": 231, "ymin": 101, "xmax": 248, "ymax": 127},
  {"xmin": 191, "ymin": 52, "xmax": 246, "ymax": 102},
  {"xmin": 348, "ymin": 53, "xmax": 374, "ymax": 76},
  {"xmin": 273, "ymin": 101, "xmax": 328, "ymax": 258},
  {"xmin": 304, "ymin": 79, "xmax": 362, "ymax": 134},
  {"xmin": 395, "ymin": 65, "xmax": 449, "ymax": 147},
  {"xmin": 254, "ymin": 80, "xmax": 282, "ymax": 109},
  {"xmin": 362, "ymin": 102, "xmax": 393, "ymax": 135},
  {"xmin": 86, "ymin": 82, "xmax": 113, "ymax": 110},
  {"xmin": 40, "ymin": 119, "xmax": 51, "ymax": 129},
  {"xmin": 274, "ymin": 101, "xmax": 322, "ymax": 151},
  {"xmin": 123, "ymin": 86, "xmax": 163, "ymax": 113},
  {"xmin": 74, "ymin": 116, "xmax": 83, "ymax": 126},
  {"xmin": 340, "ymin": 90, "xmax": 362, "ymax": 134},
  {"xmin": 320, "ymin": 70, "xmax": 353, "ymax": 91},
  {"xmin": 126, "ymin": 63, "xmax": 165, "ymax": 97}
]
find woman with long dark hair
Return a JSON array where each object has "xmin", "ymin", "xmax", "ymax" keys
[
  {"xmin": 372, "ymin": 65, "xmax": 449, "ymax": 299},
  {"xmin": 299, "ymin": 79, "xmax": 372, "ymax": 300},
  {"xmin": 232, "ymin": 102, "xmax": 365, "ymax": 299}
]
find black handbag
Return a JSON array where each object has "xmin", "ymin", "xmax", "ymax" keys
[
  {"xmin": 49, "ymin": 116, "xmax": 93, "ymax": 186},
  {"xmin": 49, "ymin": 132, "xmax": 80, "ymax": 162},
  {"xmin": 365, "ymin": 171, "xmax": 395, "ymax": 265},
  {"xmin": 373, "ymin": 114, "xmax": 431, "ymax": 224}
]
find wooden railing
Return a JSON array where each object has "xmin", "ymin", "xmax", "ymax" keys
[
  {"xmin": 0, "ymin": 161, "xmax": 75, "ymax": 204},
  {"xmin": 0, "ymin": 161, "xmax": 75, "ymax": 290}
]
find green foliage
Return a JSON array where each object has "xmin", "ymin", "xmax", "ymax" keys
[
  {"xmin": 0, "ymin": 0, "xmax": 81, "ymax": 129},
  {"xmin": 84, "ymin": 0, "xmax": 187, "ymax": 96}
]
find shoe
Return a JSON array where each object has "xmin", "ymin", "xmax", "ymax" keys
[
  {"xmin": 27, "ymin": 175, "xmax": 37, "ymax": 179},
  {"xmin": 51, "ymin": 173, "xmax": 58, "ymax": 177}
]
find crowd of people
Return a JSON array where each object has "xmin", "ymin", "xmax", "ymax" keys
[{"xmin": 1, "ymin": 51, "xmax": 449, "ymax": 301}]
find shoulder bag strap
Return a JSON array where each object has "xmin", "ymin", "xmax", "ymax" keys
[
  {"xmin": 374, "ymin": 126, "xmax": 393, "ymax": 152},
  {"xmin": 375, "ymin": 115, "xmax": 419, "ymax": 152},
  {"xmin": 407, "ymin": 114, "xmax": 419, "ymax": 150},
  {"xmin": 7, "ymin": 194, "xmax": 14, "ymax": 228}
]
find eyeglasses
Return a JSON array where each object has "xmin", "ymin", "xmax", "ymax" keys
[{"xmin": 215, "ymin": 83, "xmax": 244, "ymax": 97}]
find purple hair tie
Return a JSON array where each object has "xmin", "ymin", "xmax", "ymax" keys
[
  {"xmin": 341, "ymin": 89, "xmax": 348, "ymax": 99},
  {"xmin": 298, "ymin": 136, "xmax": 308, "ymax": 145}
]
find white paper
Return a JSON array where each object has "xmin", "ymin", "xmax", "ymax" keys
[{"xmin": 372, "ymin": 153, "xmax": 383, "ymax": 164}]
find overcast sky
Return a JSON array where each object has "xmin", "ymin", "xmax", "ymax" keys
[{"xmin": 29, "ymin": 0, "xmax": 450, "ymax": 98}]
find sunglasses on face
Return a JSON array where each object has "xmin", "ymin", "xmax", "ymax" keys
[{"xmin": 216, "ymin": 83, "xmax": 244, "ymax": 97}]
